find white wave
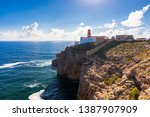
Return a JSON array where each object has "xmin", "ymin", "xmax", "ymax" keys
[
  {"xmin": 0, "ymin": 60, "xmax": 52, "ymax": 69},
  {"xmin": 24, "ymin": 82, "xmax": 46, "ymax": 88},
  {"xmin": 33, "ymin": 60, "xmax": 52, "ymax": 68},
  {"xmin": 0, "ymin": 62, "xmax": 27, "ymax": 69},
  {"xmin": 28, "ymin": 90, "xmax": 44, "ymax": 100}
]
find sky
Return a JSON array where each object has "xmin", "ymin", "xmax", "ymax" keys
[{"xmin": 0, "ymin": 0, "xmax": 150, "ymax": 41}]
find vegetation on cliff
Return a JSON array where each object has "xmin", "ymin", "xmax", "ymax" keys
[{"xmin": 129, "ymin": 86, "xmax": 140, "ymax": 100}]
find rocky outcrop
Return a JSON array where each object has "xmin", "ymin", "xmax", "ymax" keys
[
  {"xmin": 53, "ymin": 40, "xmax": 150, "ymax": 100},
  {"xmin": 52, "ymin": 43, "xmax": 95, "ymax": 80}
]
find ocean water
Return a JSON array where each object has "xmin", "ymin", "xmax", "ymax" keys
[{"xmin": 0, "ymin": 41, "xmax": 78, "ymax": 100}]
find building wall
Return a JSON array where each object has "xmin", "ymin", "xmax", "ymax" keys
[
  {"xmin": 116, "ymin": 35, "xmax": 134, "ymax": 41},
  {"xmin": 95, "ymin": 36, "xmax": 109, "ymax": 46},
  {"xmin": 86, "ymin": 39, "xmax": 113, "ymax": 56},
  {"xmin": 80, "ymin": 37, "xmax": 96, "ymax": 44},
  {"xmin": 136, "ymin": 38, "xmax": 147, "ymax": 41}
]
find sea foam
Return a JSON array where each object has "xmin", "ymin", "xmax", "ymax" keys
[
  {"xmin": 31, "ymin": 60, "xmax": 52, "ymax": 68},
  {"xmin": 0, "ymin": 60, "xmax": 52, "ymax": 69},
  {"xmin": 28, "ymin": 90, "xmax": 44, "ymax": 100},
  {"xmin": 0, "ymin": 62, "xmax": 27, "ymax": 69},
  {"xmin": 24, "ymin": 82, "xmax": 46, "ymax": 88}
]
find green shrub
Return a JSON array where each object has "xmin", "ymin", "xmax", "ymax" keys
[
  {"xmin": 129, "ymin": 87, "xmax": 140, "ymax": 100},
  {"xmin": 104, "ymin": 74, "xmax": 121, "ymax": 86}
]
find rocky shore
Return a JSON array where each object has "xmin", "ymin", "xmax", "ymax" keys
[{"xmin": 52, "ymin": 40, "xmax": 150, "ymax": 100}]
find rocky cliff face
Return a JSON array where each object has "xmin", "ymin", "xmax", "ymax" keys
[
  {"xmin": 53, "ymin": 40, "xmax": 150, "ymax": 100},
  {"xmin": 52, "ymin": 43, "xmax": 95, "ymax": 80}
]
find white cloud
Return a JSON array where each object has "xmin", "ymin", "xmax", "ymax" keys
[
  {"xmin": 121, "ymin": 4, "xmax": 150, "ymax": 27},
  {"xmin": 64, "ymin": 25, "xmax": 92, "ymax": 40},
  {"xmin": 143, "ymin": 4, "xmax": 150, "ymax": 12},
  {"xmin": 96, "ymin": 20, "xmax": 117, "ymax": 30},
  {"xmin": 104, "ymin": 19, "xmax": 117, "ymax": 29},
  {"xmin": 140, "ymin": 28, "xmax": 150, "ymax": 38},
  {"xmin": 20, "ymin": 22, "xmax": 44, "ymax": 39},
  {"xmin": 45, "ymin": 25, "xmax": 91, "ymax": 41},
  {"xmin": 80, "ymin": 22, "xmax": 85, "ymax": 26},
  {"xmin": 97, "ymin": 26, "xmax": 103, "ymax": 29},
  {"xmin": 0, "ymin": 22, "xmax": 92, "ymax": 41},
  {"xmin": 0, "ymin": 31, "xmax": 19, "ymax": 41},
  {"xmin": 48, "ymin": 28, "xmax": 65, "ymax": 40},
  {"xmin": 0, "ymin": 22, "xmax": 47, "ymax": 41}
]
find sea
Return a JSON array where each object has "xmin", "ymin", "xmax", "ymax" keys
[{"xmin": 0, "ymin": 41, "xmax": 78, "ymax": 100}]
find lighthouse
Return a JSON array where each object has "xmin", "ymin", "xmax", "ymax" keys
[
  {"xmin": 80, "ymin": 29, "xmax": 96, "ymax": 44},
  {"xmin": 87, "ymin": 29, "xmax": 91, "ymax": 37}
]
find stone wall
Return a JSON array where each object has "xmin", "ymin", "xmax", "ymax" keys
[{"xmin": 86, "ymin": 39, "xmax": 113, "ymax": 56}]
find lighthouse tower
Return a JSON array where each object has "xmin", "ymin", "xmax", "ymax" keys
[{"xmin": 87, "ymin": 29, "xmax": 91, "ymax": 37}]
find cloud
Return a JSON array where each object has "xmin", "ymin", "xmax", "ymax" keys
[
  {"xmin": 104, "ymin": 19, "xmax": 117, "ymax": 29},
  {"xmin": 22, "ymin": 22, "xmax": 38, "ymax": 33},
  {"xmin": 0, "ymin": 22, "xmax": 46, "ymax": 41},
  {"xmin": 20, "ymin": 22, "xmax": 44, "ymax": 39},
  {"xmin": 46, "ymin": 24, "xmax": 91, "ymax": 41},
  {"xmin": 0, "ymin": 31, "xmax": 19, "ymax": 41},
  {"xmin": 140, "ymin": 28, "xmax": 150, "ymax": 38},
  {"xmin": 121, "ymin": 4, "xmax": 150, "ymax": 27},
  {"xmin": 80, "ymin": 22, "xmax": 85, "ymax": 26},
  {"xmin": 97, "ymin": 26, "xmax": 103, "ymax": 29},
  {"xmin": 96, "ymin": 20, "xmax": 117, "ymax": 30},
  {"xmin": 48, "ymin": 28, "xmax": 65, "ymax": 40},
  {"xmin": 64, "ymin": 25, "xmax": 92, "ymax": 40},
  {"xmin": 0, "ymin": 22, "xmax": 92, "ymax": 41},
  {"xmin": 98, "ymin": 27, "xmax": 145, "ymax": 38}
]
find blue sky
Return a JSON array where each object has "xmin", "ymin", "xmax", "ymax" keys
[{"xmin": 0, "ymin": 0, "xmax": 150, "ymax": 41}]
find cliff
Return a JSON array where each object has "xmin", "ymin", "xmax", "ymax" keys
[
  {"xmin": 52, "ymin": 43, "xmax": 95, "ymax": 80},
  {"xmin": 52, "ymin": 40, "xmax": 150, "ymax": 100}
]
